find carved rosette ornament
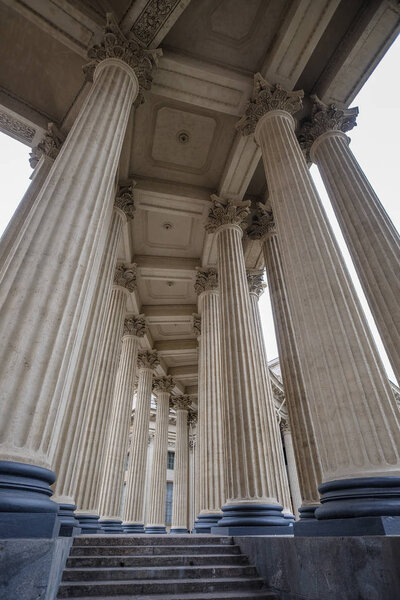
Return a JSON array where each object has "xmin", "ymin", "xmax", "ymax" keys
[
  {"xmin": 115, "ymin": 181, "xmax": 136, "ymax": 220},
  {"xmin": 113, "ymin": 264, "xmax": 137, "ymax": 292},
  {"xmin": 83, "ymin": 13, "xmax": 162, "ymax": 104},
  {"xmin": 29, "ymin": 123, "xmax": 65, "ymax": 168},
  {"xmin": 247, "ymin": 203, "xmax": 276, "ymax": 240},
  {"xmin": 192, "ymin": 313, "xmax": 201, "ymax": 337},
  {"xmin": 172, "ymin": 394, "xmax": 192, "ymax": 411},
  {"xmin": 194, "ymin": 269, "xmax": 218, "ymax": 295},
  {"xmin": 205, "ymin": 195, "xmax": 251, "ymax": 234},
  {"xmin": 137, "ymin": 349, "xmax": 159, "ymax": 371},
  {"xmin": 298, "ymin": 95, "xmax": 359, "ymax": 161},
  {"xmin": 153, "ymin": 375, "xmax": 175, "ymax": 394},
  {"xmin": 236, "ymin": 73, "xmax": 304, "ymax": 136},
  {"xmin": 123, "ymin": 314, "xmax": 146, "ymax": 337},
  {"xmin": 247, "ymin": 270, "xmax": 266, "ymax": 298}
]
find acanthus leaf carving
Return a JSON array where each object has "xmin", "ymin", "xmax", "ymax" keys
[
  {"xmin": 171, "ymin": 394, "xmax": 192, "ymax": 411},
  {"xmin": 192, "ymin": 313, "xmax": 201, "ymax": 337},
  {"xmin": 124, "ymin": 314, "xmax": 146, "ymax": 337},
  {"xmin": 247, "ymin": 270, "xmax": 266, "ymax": 297},
  {"xmin": 131, "ymin": 0, "xmax": 181, "ymax": 46},
  {"xmin": 29, "ymin": 123, "xmax": 65, "ymax": 169},
  {"xmin": 137, "ymin": 349, "xmax": 159, "ymax": 370},
  {"xmin": 188, "ymin": 411, "xmax": 198, "ymax": 427},
  {"xmin": 194, "ymin": 268, "xmax": 218, "ymax": 295},
  {"xmin": 205, "ymin": 194, "xmax": 250, "ymax": 233},
  {"xmin": 237, "ymin": 73, "xmax": 304, "ymax": 136},
  {"xmin": 153, "ymin": 375, "xmax": 175, "ymax": 394},
  {"xmin": 115, "ymin": 180, "xmax": 136, "ymax": 220},
  {"xmin": 113, "ymin": 263, "xmax": 137, "ymax": 292},
  {"xmin": 247, "ymin": 202, "xmax": 276, "ymax": 240}
]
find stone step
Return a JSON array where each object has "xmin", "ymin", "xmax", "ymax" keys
[
  {"xmin": 70, "ymin": 544, "xmax": 241, "ymax": 557},
  {"xmin": 57, "ymin": 576, "xmax": 265, "ymax": 598},
  {"xmin": 57, "ymin": 592, "xmax": 277, "ymax": 600},
  {"xmin": 67, "ymin": 553, "xmax": 249, "ymax": 568},
  {"xmin": 73, "ymin": 535, "xmax": 233, "ymax": 546},
  {"xmin": 62, "ymin": 565, "xmax": 258, "ymax": 582}
]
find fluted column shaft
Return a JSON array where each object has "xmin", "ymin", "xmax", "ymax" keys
[
  {"xmin": 247, "ymin": 283, "xmax": 293, "ymax": 518},
  {"xmin": 98, "ymin": 318, "xmax": 144, "ymax": 530},
  {"xmin": 254, "ymin": 108, "xmax": 400, "ymax": 520},
  {"xmin": 146, "ymin": 388, "xmax": 171, "ymax": 533},
  {"xmin": 282, "ymin": 424, "xmax": 302, "ymax": 520},
  {"xmin": 74, "ymin": 281, "xmax": 131, "ymax": 517},
  {"xmin": 262, "ymin": 231, "xmax": 321, "ymax": 511},
  {"xmin": 171, "ymin": 406, "xmax": 189, "ymax": 533},
  {"xmin": 311, "ymin": 130, "xmax": 400, "ymax": 385},
  {"xmin": 123, "ymin": 350, "xmax": 159, "ymax": 533}
]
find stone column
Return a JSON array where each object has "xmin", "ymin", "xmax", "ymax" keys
[
  {"xmin": 52, "ymin": 184, "xmax": 135, "ymax": 535},
  {"xmin": 299, "ymin": 97, "xmax": 400, "ymax": 385},
  {"xmin": 145, "ymin": 376, "xmax": 175, "ymax": 534},
  {"xmin": 98, "ymin": 315, "xmax": 146, "ymax": 532},
  {"xmin": 237, "ymin": 74, "xmax": 400, "ymax": 535},
  {"xmin": 188, "ymin": 412, "xmax": 197, "ymax": 531},
  {"xmin": 74, "ymin": 264, "xmax": 136, "ymax": 532},
  {"xmin": 205, "ymin": 196, "xmax": 290, "ymax": 533},
  {"xmin": 193, "ymin": 270, "xmax": 226, "ymax": 532},
  {"xmin": 123, "ymin": 350, "xmax": 160, "ymax": 533},
  {"xmin": 281, "ymin": 421, "xmax": 302, "ymax": 520},
  {"xmin": 0, "ymin": 13, "xmax": 160, "ymax": 537},
  {"xmin": 170, "ymin": 396, "xmax": 192, "ymax": 533},
  {"xmin": 246, "ymin": 270, "xmax": 294, "ymax": 520},
  {"xmin": 248, "ymin": 207, "xmax": 321, "ymax": 518}
]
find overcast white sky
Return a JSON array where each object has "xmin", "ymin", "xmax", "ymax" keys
[{"xmin": 0, "ymin": 37, "xmax": 399, "ymax": 384}]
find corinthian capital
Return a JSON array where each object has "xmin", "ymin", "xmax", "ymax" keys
[
  {"xmin": 172, "ymin": 394, "xmax": 192, "ymax": 411},
  {"xmin": 188, "ymin": 411, "xmax": 198, "ymax": 427},
  {"xmin": 298, "ymin": 95, "xmax": 358, "ymax": 161},
  {"xmin": 138, "ymin": 349, "xmax": 159, "ymax": 370},
  {"xmin": 192, "ymin": 313, "xmax": 201, "ymax": 337},
  {"xmin": 237, "ymin": 73, "xmax": 304, "ymax": 136},
  {"xmin": 153, "ymin": 375, "xmax": 175, "ymax": 394},
  {"xmin": 83, "ymin": 13, "xmax": 162, "ymax": 104},
  {"xmin": 29, "ymin": 123, "xmax": 65, "ymax": 168},
  {"xmin": 205, "ymin": 195, "xmax": 250, "ymax": 233},
  {"xmin": 115, "ymin": 181, "xmax": 136, "ymax": 221},
  {"xmin": 113, "ymin": 264, "xmax": 137, "ymax": 292},
  {"xmin": 247, "ymin": 270, "xmax": 266, "ymax": 297},
  {"xmin": 194, "ymin": 269, "xmax": 218, "ymax": 295},
  {"xmin": 247, "ymin": 203, "xmax": 276, "ymax": 240},
  {"xmin": 124, "ymin": 314, "xmax": 146, "ymax": 337}
]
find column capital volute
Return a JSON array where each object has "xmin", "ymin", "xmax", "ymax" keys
[
  {"xmin": 123, "ymin": 314, "xmax": 146, "ymax": 338},
  {"xmin": 83, "ymin": 13, "xmax": 162, "ymax": 105},
  {"xmin": 246, "ymin": 270, "xmax": 266, "ymax": 298},
  {"xmin": 205, "ymin": 194, "xmax": 251, "ymax": 235},
  {"xmin": 137, "ymin": 349, "xmax": 159, "ymax": 371},
  {"xmin": 171, "ymin": 394, "xmax": 192, "ymax": 412},
  {"xmin": 236, "ymin": 73, "xmax": 303, "ymax": 138},
  {"xmin": 114, "ymin": 180, "xmax": 136, "ymax": 221},
  {"xmin": 298, "ymin": 95, "xmax": 358, "ymax": 162},
  {"xmin": 194, "ymin": 268, "xmax": 218, "ymax": 296},
  {"xmin": 29, "ymin": 122, "xmax": 65, "ymax": 169},
  {"xmin": 192, "ymin": 313, "xmax": 201, "ymax": 337},
  {"xmin": 153, "ymin": 375, "xmax": 175, "ymax": 395},
  {"xmin": 247, "ymin": 202, "xmax": 277, "ymax": 241},
  {"xmin": 113, "ymin": 263, "xmax": 137, "ymax": 293}
]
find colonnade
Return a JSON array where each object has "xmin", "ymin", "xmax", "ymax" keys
[{"xmin": 0, "ymin": 17, "xmax": 399, "ymax": 540}]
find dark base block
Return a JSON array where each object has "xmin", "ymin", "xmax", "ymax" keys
[
  {"xmin": 216, "ymin": 503, "xmax": 289, "ymax": 528},
  {"xmin": 0, "ymin": 460, "xmax": 59, "ymax": 538},
  {"xmin": 58, "ymin": 503, "xmax": 81, "ymax": 537},
  {"xmin": 299, "ymin": 504, "xmax": 319, "ymax": 520},
  {"xmin": 170, "ymin": 528, "xmax": 188, "ymax": 534},
  {"xmin": 145, "ymin": 526, "xmax": 166, "ymax": 534},
  {"xmin": 77, "ymin": 514, "xmax": 103, "ymax": 534},
  {"xmin": 212, "ymin": 524, "xmax": 293, "ymax": 536},
  {"xmin": 193, "ymin": 513, "xmax": 222, "ymax": 533},
  {"xmin": 99, "ymin": 519, "xmax": 123, "ymax": 533},
  {"xmin": 294, "ymin": 515, "xmax": 400, "ymax": 537},
  {"xmin": 123, "ymin": 522, "xmax": 145, "ymax": 533}
]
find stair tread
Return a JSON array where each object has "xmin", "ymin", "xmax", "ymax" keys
[
  {"xmin": 64, "ymin": 564, "xmax": 255, "ymax": 571},
  {"xmin": 57, "ymin": 592, "xmax": 276, "ymax": 600},
  {"xmin": 59, "ymin": 577, "xmax": 264, "ymax": 586}
]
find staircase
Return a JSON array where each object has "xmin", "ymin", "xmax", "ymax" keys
[{"xmin": 57, "ymin": 534, "xmax": 278, "ymax": 599}]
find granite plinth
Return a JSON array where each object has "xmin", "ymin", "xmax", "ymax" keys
[
  {"xmin": 212, "ymin": 525, "xmax": 293, "ymax": 536},
  {"xmin": 294, "ymin": 515, "xmax": 400, "ymax": 536}
]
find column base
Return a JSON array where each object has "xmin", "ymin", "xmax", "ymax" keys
[
  {"xmin": 215, "ymin": 503, "xmax": 290, "ymax": 527},
  {"xmin": 145, "ymin": 525, "xmax": 166, "ymax": 534},
  {"xmin": 170, "ymin": 527, "xmax": 188, "ymax": 534},
  {"xmin": 58, "ymin": 503, "xmax": 81, "ymax": 537},
  {"xmin": 193, "ymin": 513, "xmax": 222, "ymax": 533},
  {"xmin": 299, "ymin": 505, "xmax": 319, "ymax": 520},
  {"xmin": 123, "ymin": 522, "xmax": 145, "ymax": 533},
  {"xmin": 294, "ymin": 515, "xmax": 400, "ymax": 536},
  {"xmin": 76, "ymin": 513, "xmax": 103, "ymax": 534},
  {"xmin": 283, "ymin": 512, "xmax": 295, "ymax": 522},
  {"xmin": 0, "ymin": 460, "xmax": 59, "ymax": 538},
  {"xmin": 99, "ymin": 519, "xmax": 123, "ymax": 533}
]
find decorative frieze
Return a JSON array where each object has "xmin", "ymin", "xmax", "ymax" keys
[
  {"xmin": 115, "ymin": 181, "xmax": 136, "ymax": 220},
  {"xmin": 29, "ymin": 123, "xmax": 65, "ymax": 168},
  {"xmin": 113, "ymin": 264, "xmax": 137, "ymax": 292},
  {"xmin": 247, "ymin": 203, "xmax": 276, "ymax": 240},
  {"xmin": 172, "ymin": 394, "xmax": 192, "ymax": 411},
  {"xmin": 236, "ymin": 73, "xmax": 304, "ymax": 136},
  {"xmin": 0, "ymin": 110, "xmax": 35, "ymax": 144},
  {"xmin": 194, "ymin": 268, "xmax": 218, "ymax": 295},
  {"xmin": 123, "ymin": 315, "xmax": 146, "ymax": 337},
  {"xmin": 153, "ymin": 375, "xmax": 175, "ymax": 394},
  {"xmin": 137, "ymin": 349, "xmax": 159, "ymax": 370},
  {"xmin": 132, "ymin": 0, "xmax": 181, "ymax": 46},
  {"xmin": 205, "ymin": 194, "xmax": 250, "ymax": 233},
  {"xmin": 192, "ymin": 313, "xmax": 201, "ymax": 337},
  {"xmin": 298, "ymin": 96, "xmax": 358, "ymax": 161},
  {"xmin": 84, "ymin": 13, "xmax": 162, "ymax": 104}
]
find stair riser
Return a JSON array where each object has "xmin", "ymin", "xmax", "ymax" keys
[
  {"xmin": 72, "ymin": 536, "xmax": 233, "ymax": 546},
  {"xmin": 62, "ymin": 566, "xmax": 257, "ymax": 581},
  {"xmin": 66, "ymin": 554, "xmax": 248, "ymax": 568},
  {"xmin": 70, "ymin": 545, "xmax": 240, "ymax": 556}
]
